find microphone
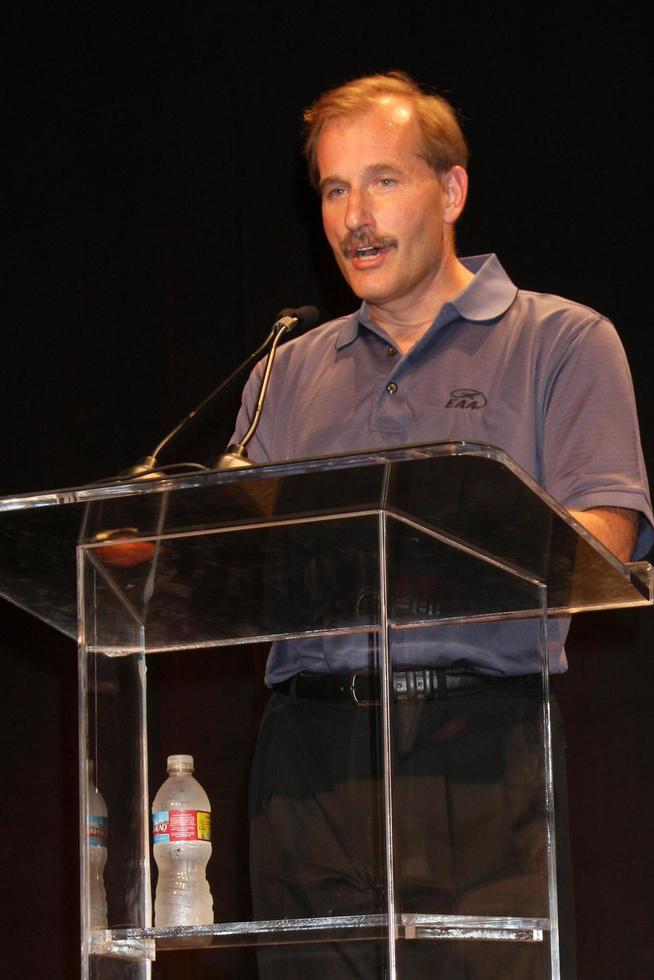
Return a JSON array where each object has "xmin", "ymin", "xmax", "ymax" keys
[
  {"xmin": 215, "ymin": 305, "xmax": 320, "ymax": 470},
  {"xmin": 273, "ymin": 305, "xmax": 320, "ymax": 334},
  {"xmin": 88, "ymin": 305, "xmax": 320, "ymax": 568},
  {"xmin": 115, "ymin": 305, "xmax": 319, "ymax": 480}
]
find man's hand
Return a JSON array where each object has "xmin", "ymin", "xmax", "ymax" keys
[{"xmin": 568, "ymin": 506, "xmax": 639, "ymax": 563}]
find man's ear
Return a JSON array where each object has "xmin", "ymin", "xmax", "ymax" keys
[{"xmin": 443, "ymin": 165, "xmax": 468, "ymax": 225}]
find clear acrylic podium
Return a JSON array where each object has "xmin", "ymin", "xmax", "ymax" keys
[{"xmin": 1, "ymin": 441, "xmax": 651, "ymax": 979}]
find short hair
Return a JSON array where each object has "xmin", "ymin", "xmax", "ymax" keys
[{"xmin": 303, "ymin": 71, "xmax": 469, "ymax": 190}]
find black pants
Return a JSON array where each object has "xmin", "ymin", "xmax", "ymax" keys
[{"xmin": 249, "ymin": 684, "xmax": 575, "ymax": 978}]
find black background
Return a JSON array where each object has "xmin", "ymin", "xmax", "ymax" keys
[{"xmin": 2, "ymin": 4, "xmax": 653, "ymax": 978}]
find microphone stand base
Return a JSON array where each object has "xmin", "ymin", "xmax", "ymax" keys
[{"xmin": 214, "ymin": 445, "xmax": 253, "ymax": 471}]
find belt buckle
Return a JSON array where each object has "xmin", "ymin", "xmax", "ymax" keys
[{"xmin": 349, "ymin": 669, "xmax": 379, "ymax": 707}]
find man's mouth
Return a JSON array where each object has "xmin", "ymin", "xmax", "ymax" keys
[
  {"xmin": 341, "ymin": 237, "xmax": 397, "ymax": 262},
  {"xmin": 353, "ymin": 245, "xmax": 384, "ymax": 260}
]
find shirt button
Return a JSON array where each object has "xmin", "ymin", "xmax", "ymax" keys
[
  {"xmin": 386, "ymin": 381, "xmax": 398, "ymax": 394},
  {"xmin": 387, "ymin": 345, "xmax": 397, "ymax": 356}
]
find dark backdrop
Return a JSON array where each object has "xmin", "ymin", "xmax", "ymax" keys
[{"xmin": 2, "ymin": 5, "xmax": 652, "ymax": 978}]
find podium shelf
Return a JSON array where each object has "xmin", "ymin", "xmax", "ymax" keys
[{"xmin": 92, "ymin": 913, "xmax": 548, "ymax": 960}]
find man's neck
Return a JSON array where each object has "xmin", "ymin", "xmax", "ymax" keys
[{"xmin": 369, "ymin": 257, "xmax": 474, "ymax": 355}]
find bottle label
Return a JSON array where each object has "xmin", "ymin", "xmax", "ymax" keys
[
  {"xmin": 152, "ymin": 809, "xmax": 211, "ymax": 844},
  {"xmin": 88, "ymin": 815, "xmax": 108, "ymax": 847}
]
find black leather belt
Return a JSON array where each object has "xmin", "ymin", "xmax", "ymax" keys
[{"xmin": 272, "ymin": 668, "xmax": 540, "ymax": 706}]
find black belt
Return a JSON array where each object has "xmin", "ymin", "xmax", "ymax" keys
[{"xmin": 272, "ymin": 668, "xmax": 540, "ymax": 706}]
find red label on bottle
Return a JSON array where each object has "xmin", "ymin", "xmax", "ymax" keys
[
  {"xmin": 88, "ymin": 815, "xmax": 107, "ymax": 846},
  {"xmin": 168, "ymin": 809, "xmax": 211, "ymax": 842}
]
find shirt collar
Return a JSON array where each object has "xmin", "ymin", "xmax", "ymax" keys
[
  {"xmin": 334, "ymin": 253, "xmax": 517, "ymax": 350},
  {"xmin": 453, "ymin": 254, "xmax": 518, "ymax": 321},
  {"xmin": 335, "ymin": 310, "xmax": 367, "ymax": 349}
]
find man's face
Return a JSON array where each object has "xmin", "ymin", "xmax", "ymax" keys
[{"xmin": 316, "ymin": 97, "xmax": 457, "ymax": 314}]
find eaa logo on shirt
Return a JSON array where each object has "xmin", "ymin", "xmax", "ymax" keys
[{"xmin": 445, "ymin": 388, "xmax": 487, "ymax": 410}]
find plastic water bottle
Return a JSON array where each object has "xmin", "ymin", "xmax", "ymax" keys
[
  {"xmin": 87, "ymin": 763, "xmax": 108, "ymax": 929},
  {"xmin": 152, "ymin": 754, "xmax": 213, "ymax": 927}
]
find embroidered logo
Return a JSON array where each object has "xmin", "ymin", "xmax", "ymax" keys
[{"xmin": 445, "ymin": 388, "xmax": 487, "ymax": 410}]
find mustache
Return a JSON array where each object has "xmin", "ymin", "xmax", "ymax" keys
[{"xmin": 339, "ymin": 231, "xmax": 397, "ymax": 258}]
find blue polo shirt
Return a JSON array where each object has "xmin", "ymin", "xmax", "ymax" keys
[{"xmin": 231, "ymin": 254, "xmax": 653, "ymax": 680}]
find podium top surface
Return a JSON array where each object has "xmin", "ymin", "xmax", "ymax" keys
[{"xmin": 0, "ymin": 442, "xmax": 651, "ymax": 646}]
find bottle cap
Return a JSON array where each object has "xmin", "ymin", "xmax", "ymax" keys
[{"xmin": 167, "ymin": 754, "xmax": 194, "ymax": 773}]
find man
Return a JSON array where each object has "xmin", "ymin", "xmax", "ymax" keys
[{"xmin": 231, "ymin": 73, "xmax": 653, "ymax": 978}]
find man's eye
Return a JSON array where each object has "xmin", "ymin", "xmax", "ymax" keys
[
  {"xmin": 377, "ymin": 177, "xmax": 396, "ymax": 188},
  {"xmin": 325, "ymin": 186, "xmax": 346, "ymax": 200}
]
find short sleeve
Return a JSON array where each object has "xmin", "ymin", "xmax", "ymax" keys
[{"xmin": 541, "ymin": 314, "xmax": 653, "ymax": 557}]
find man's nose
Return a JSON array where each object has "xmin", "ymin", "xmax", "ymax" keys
[{"xmin": 344, "ymin": 188, "xmax": 374, "ymax": 232}]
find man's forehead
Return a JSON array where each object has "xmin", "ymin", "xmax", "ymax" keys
[
  {"xmin": 316, "ymin": 100, "xmax": 422, "ymax": 175},
  {"xmin": 321, "ymin": 96, "xmax": 416, "ymax": 141}
]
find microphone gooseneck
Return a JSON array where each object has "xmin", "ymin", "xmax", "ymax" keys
[
  {"xmin": 86, "ymin": 305, "xmax": 320, "ymax": 563},
  {"xmin": 115, "ymin": 305, "xmax": 319, "ymax": 480},
  {"xmin": 214, "ymin": 305, "xmax": 319, "ymax": 471}
]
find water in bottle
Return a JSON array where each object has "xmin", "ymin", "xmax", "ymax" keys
[
  {"xmin": 152, "ymin": 754, "xmax": 213, "ymax": 927},
  {"xmin": 87, "ymin": 762, "xmax": 108, "ymax": 929}
]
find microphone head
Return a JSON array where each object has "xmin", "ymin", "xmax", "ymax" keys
[
  {"xmin": 274, "ymin": 305, "xmax": 320, "ymax": 333},
  {"xmin": 294, "ymin": 305, "xmax": 320, "ymax": 329}
]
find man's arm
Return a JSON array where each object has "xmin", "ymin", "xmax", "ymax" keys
[{"xmin": 568, "ymin": 506, "xmax": 639, "ymax": 563}]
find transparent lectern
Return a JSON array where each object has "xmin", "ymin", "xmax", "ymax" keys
[{"xmin": 1, "ymin": 442, "xmax": 651, "ymax": 980}]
